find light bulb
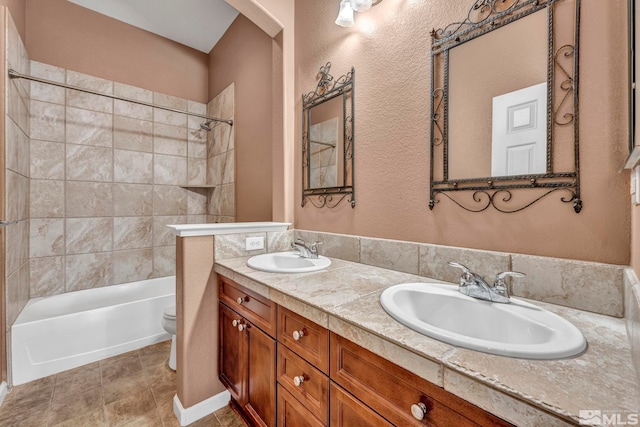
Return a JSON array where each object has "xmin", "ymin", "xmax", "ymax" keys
[
  {"xmin": 350, "ymin": 0, "xmax": 372, "ymax": 12},
  {"xmin": 335, "ymin": 0, "xmax": 355, "ymax": 27}
]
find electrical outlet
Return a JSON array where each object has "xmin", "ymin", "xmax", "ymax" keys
[{"xmin": 245, "ymin": 236, "xmax": 265, "ymax": 251}]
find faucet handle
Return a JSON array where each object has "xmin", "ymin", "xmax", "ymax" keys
[
  {"xmin": 447, "ymin": 261, "xmax": 471, "ymax": 273},
  {"xmin": 493, "ymin": 271, "xmax": 525, "ymax": 296},
  {"xmin": 448, "ymin": 262, "xmax": 475, "ymax": 284}
]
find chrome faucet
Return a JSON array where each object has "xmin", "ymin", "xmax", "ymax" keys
[
  {"xmin": 448, "ymin": 262, "xmax": 525, "ymax": 304},
  {"xmin": 291, "ymin": 239, "xmax": 322, "ymax": 259}
]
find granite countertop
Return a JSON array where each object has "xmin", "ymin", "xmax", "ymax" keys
[{"xmin": 214, "ymin": 256, "xmax": 640, "ymax": 426}]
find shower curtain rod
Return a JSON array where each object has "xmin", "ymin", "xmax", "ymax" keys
[{"xmin": 7, "ymin": 69, "xmax": 233, "ymax": 127}]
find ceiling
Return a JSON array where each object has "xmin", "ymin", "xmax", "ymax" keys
[{"xmin": 67, "ymin": 0, "xmax": 239, "ymax": 53}]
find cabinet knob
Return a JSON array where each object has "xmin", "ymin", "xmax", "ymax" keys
[
  {"xmin": 292, "ymin": 329, "xmax": 306, "ymax": 341},
  {"xmin": 232, "ymin": 319, "xmax": 240, "ymax": 327},
  {"xmin": 293, "ymin": 375, "xmax": 305, "ymax": 387},
  {"xmin": 237, "ymin": 296, "xmax": 248, "ymax": 305},
  {"xmin": 237, "ymin": 323, "xmax": 247, "ymax": 332},
  {"xmin": 410, "ymin": 402, "xmax": 430, "ymax": 420}
]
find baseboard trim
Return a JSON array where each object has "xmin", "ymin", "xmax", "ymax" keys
[
  {"xmin": 173, "ymin": 390, "xmax": 230, "ymax": 426},
  {"xmin": 0, "ymin": 382, "xmax": 8, "ymax": 407}
]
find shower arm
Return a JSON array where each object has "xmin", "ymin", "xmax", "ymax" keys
[{"xmin": 7, "ymin": 69, "xmax": 233, "ymax": 127}]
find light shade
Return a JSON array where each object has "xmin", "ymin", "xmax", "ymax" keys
[
  {"xmin": 350, "ymin": 0, "xmax": 372, "ymax": 12},
  {"xmin": 335, "ymin": 0, "xmax": 355, "ymax": 27}
]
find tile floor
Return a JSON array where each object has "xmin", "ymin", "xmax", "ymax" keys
[{"xmin": 0, "ymin": 340, "xmax": 246, "ymax": 426}]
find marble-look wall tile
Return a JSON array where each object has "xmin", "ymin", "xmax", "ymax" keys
[
  {"xmin": 6, "ymin": 263, "xmax": 29, "ymax": 328},
  {"xmin": 114, "ymin": 99, "xmax": 153, "ymax": 121},
  {"xmin": 30, "ymin": 100, "xmax": 65, "ymax": 142},
  {"xmin": 154, "ymin": 123, "xmax": 187, "ymax": 156},
  {"xmin": 31, "ymin": 179, "xmax": 64, "ymax": 218},
  {"xmin": 30, "ymin": 61, "xmax": 65, "ymax": 105},
  {"xmin": 30, "ymin": 256, "xmax": 65, "ymax": 297},
  {"xmin": 114, "ymin": 149, "xmax": 153, "ymax": 184},
  {"xmin": 6, "ymin": 118, "xmax": 29, "ymax": 177},
  {"xmin": 66, "ymin": 70, "xmax": 113, "ymax": 95},
  {"xmin": 314, "ymin": 231, "xmax": 360, "ymax": 262},
  {"xmin": 443, "ymin": 369, "xmax": 573, "ymax": 427},
  {"xmin": 66, "ymin": 89, "xmax": 112, "ymax": 114},
  {"xmin": 114, "ymin": 82, "xmax": 153, "ymax": 103},
  {"xmin": 419, "ymin": 244, "xmax": 511, "ymax": 284},
  {"xmin": 113, "ymin": 183, "xmax": 153, "ymax": 216},
  {"xmin": 66, "ymin": 217, "xmax": 113, "ymax": 254},
  {"xmin": 5, "ymin": 220, "xmax": 28, "ymax": 276},
  {"xmin": 113, "ymin": 116, "xmax": 153, "ymax": 152},
  {"xmin": 214, "ymin": 233, "xmax": 267, "ymax": 260},
  {"xmin": 188, "ymin": 127, "xmax": 207, "ymax": 146},
  {"xmin": 31, "ymin": 140, "xmax": 64, "ymax": 180},
  {"xmin": 154, "ymin": 92, "xmax": 187, "ymax": 110},
  {"xmin": 113, "ymin": 217, "xmax": 153, "ymax": 250},
  {"xmin": 153, "ymin": 216, "xmax": 187, "ymax": 247},
  {"xmin": 6, "ymin": 170, "xmax": 28, "ymax": 221},
  {"xmin": 222, "ymin": 150, "xmax": 234, "ymax": 184},
  {"xmin": 188, "ymin": 215, "xmax": 208, "ymax": 224},
  {"xmin": 188, "ymin": 140, "xmax": 207, "ymax": 159},
  {"xmin": 153, "ymin": 246, "xmax": 176, "ymax": 277},
  {"xmin": 187, "ymin": 100, "xmax": 206, "ymax": 116},
  {"xmin": 153, "ymin": 186, "xmax": 187, "ymax": 216},
  {"xmin": 360, "ymin": 237, "xmax": 420, "ymax": 275},
  {"xmin": 30, "ymin": 218, "xmax": 64, "ymax": 257},
  {"xmin": 188, "ymin": 158, "xmax": 206, "ymax": 185},
  {"xmin": 186, "ymin": 189, "xmax": 207, "ymax": 215},
  {"xmin": 66, "ymin": 144, "xmax": 113, "ymax": 182},
  {"xmin": 113, "ymin": 249, "xmax": 153, "ymax": 284},
  {"xmin": 66, "ymin": 107, "xmax": 112, "ymax": 147},
  {"xmin": 154, "ymin": 154, "xmax": 187, "ymax": 185},
  {"xmin": 65, "ymin": 182, "xmax": 113, "ymax": 217},
  {"xmin": 66, "ymin": 252, "xmax": 113, "ymax": 292},
  {"xmin": 219, "ymin": 184, "xmax": 235, "ymax": 217},
  {"xmin": 267, "ymin": 230, "xmax": 295, "ymax": 253},
  {"xmin": 625, "ymin": 269, "xmax": 640, "ymax": 378},
  {"xmin": 218, "ymin": 83, "xmax": 234, "ymax": 120},
  {"xmin": 511, "ymin": 254, "xmax": 625, "ymax": 317},
  {"xmin": 154, "ymin": 108, "xmax": 187, "ymax": 128}
]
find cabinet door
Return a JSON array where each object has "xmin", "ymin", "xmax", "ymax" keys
[
  {"xmin": 244, "ymin": 322, "xmax": 276, "ymax": 427},
  {"xmin": 330, "ymin": 382, "xmax": 393, "ymax": 427},
  {"xmin": 277, "ymin": 384, "xmax": 326, "ymax": 427},
  {"xmin": 219, "ymin": 303, "xmax": 248, "ymax": 405}
]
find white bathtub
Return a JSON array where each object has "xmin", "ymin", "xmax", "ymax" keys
[{"xmin": 11, "ymin": 276, "xmax": 175, "ymax": 385}]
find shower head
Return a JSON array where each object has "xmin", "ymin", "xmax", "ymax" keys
[{"xmin": 200, "ymin": 121, "xmax": 213, "ymax": 131}]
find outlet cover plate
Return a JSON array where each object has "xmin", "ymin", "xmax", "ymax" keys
[{"xmin": 246, "ymin": 236, "xmax": 265, "ymax": 251}]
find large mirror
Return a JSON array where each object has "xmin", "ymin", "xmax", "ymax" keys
[
  {"xmin": 302, "ymin": 63, "xmax": 355, "ymax": 208},
  {"xmin": 429, "ymin": 0, "xmax": 581, "ymax": 213}
]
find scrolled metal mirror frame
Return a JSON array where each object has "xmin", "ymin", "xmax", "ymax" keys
[
  {"xmin": 429, "ymin": 0, "xmax": 582, "ymax": 214},
  {"xmin": 301, "ymin": 62, "xmax": 355, "ymax": 208}
]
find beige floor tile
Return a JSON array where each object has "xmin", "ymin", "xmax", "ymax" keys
[
  {"xmin": 101, "ymin": 351, "xmax": 144, "ymax": 384},
  {"xmin": 105, "ymin": 388, "xmax": 156, "ymax": 426},
  {"xmin": 139, "ymin": 340, "xmax": 172, "ymax": 369},
  {"xmin": 49, "ymin": 385, "xmax": 103, "ymax": 425},
  {"xmin": 50, "ymin": 407, "xmax": 106, "ymax": 427},
  {"xmin": 103, "ymin": 370, "xmax": 149, "ymax": 404},
  {"xmin": 54, "ymin": 362, "xmax": 102, "ymax": 401}
]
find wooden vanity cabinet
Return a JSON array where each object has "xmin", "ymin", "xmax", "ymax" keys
[
  {"xmin": 218, "ymin": 277, "xmax": 276, "ymax": 427},
  {"xmin": 330, "ymin": 333, "xmax": 513, "ymax": 427}
]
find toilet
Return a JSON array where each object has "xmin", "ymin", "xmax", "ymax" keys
[{"xmin": 161, "ymin": 305, "xmax": 176, "ymax": 371}]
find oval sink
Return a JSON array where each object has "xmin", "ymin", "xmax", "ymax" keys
[
  {"xmin": 380, "ymin": 282, "xmax": 586, "ymax": 359},
  {"xmin": 247, "ymin": 251, "xmax": 331, "ymax": 273}
]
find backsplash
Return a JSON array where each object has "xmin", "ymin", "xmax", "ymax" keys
[{"xmin": 626, "ymin": 269, "xmax": 640, "ymax": 378}]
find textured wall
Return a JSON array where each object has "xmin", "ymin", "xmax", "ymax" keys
[
  {"xmin": 294, "ymin": 0, "xmax": 630, "ymax": 265},
  {"xmin": 208, "ymin": 14, "xmax": 273, "ymax": 223},
  {"xmin": 24, "ymin": 0, "xmax": 209, "ymax": 103}
]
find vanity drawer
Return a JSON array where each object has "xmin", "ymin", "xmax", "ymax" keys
[
  {"xmin": 218, "ymin": 275, "xmax": 276, "ymax": 337},
  {"xmin": 278, "ymin": 306, "xmax": 329, "ymax": 373},
  {"xmin": 329, "ymin": 382, "xmax": 393, "ymax": 427},
  {"xmin": 329, "ymin": 333, "xmax": 513, "ymax": 427},
  {"xmin": 277, "ymin": 344, "xmax": 329, "ymax": 425},
  {"xmin": 278, "ymin": 384, "xmax": 326, "ymax": 427}
]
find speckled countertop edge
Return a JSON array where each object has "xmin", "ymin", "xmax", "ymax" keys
[{"xmin": 214, "ymin": 256, "xmax": 640, "ymax": 425}]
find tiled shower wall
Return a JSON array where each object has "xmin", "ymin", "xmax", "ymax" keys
[
  {"xmin": 206, "ymin": 83, "xmax": 235, "ymax": 223},
  {"xmin": 5, "ymin": 11, "xmax": 30, "ymax": 335},
  {"xmin": 27, "ymin": 61, "xmax": 216, "ymax": 297}
]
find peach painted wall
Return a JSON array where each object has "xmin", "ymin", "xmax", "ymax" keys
[
  {"xmin": 24, "ymin": 0, "xmax": 208, "ymax": 103},
  {"xmin": 294, "ymin": 0, "xmax": 630, "ymax": 265},
  {"xmin": 0, "ymin": 0, "xmax": 24, "ymax": 40},
  {"xmin": 209, "ymin": 14, "xmax": 273, "ymax": 222}
]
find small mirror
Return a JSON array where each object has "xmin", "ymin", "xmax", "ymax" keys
[
  {"xmin": 429, "ymin": 0, "xmax": 581, "ymax": 213},
  {"xmin": 302, "ymin": 63, "xmax": 355, "ymax": 208}
]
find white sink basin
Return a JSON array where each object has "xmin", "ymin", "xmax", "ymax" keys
[
  {"xmin": 247, "ymin": 251, "xmax": 331, "ymax": 273},
  {"xmin": 380, "ymin": 282, "xmax": 586, "ymax": 359}
]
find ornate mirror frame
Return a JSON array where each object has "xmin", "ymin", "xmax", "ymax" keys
[
  {"xmin": 429, "ymin": 0, "xmax": 581, "ymax": 213},
  {"xmin": 302, "ymin": 63, "xmax": 355, "ymax": 208}
]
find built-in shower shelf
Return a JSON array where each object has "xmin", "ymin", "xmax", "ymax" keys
[{"xmin": 180, "ymin": 185, "xmax": 216, "ymax": 189}]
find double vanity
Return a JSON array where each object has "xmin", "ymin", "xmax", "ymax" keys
[{"xmin": 213, "ymin": 244, "xmax": 639, "ymax": 426}]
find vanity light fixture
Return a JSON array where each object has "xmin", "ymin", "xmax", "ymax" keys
[{"xmin": 335, "ymin": 0, "xmax": 383, "ymax": 27}]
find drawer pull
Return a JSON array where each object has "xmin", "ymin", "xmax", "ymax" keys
[
  {"xmin": 293, "ymin": 375, "xmax": 306, "ymax": 387},
  {"xmin": 410, "ymin": 402, "xmax": 430, "ymax": 420},
  {"xmin": 292, "ymin": 329, "xmax": 306, "ymax": 340},
  {"xmin": 237, "ymin": 296, "xmax": 248, "ymax": 305}
]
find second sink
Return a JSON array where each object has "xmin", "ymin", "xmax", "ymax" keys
[{"xmin": 247, "ymin": 251, "xmax": 331, "ymax": 273}]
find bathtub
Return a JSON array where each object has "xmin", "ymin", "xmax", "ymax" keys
[{"xmin": 11, "ymin": 276, "xmax": 175, "ymax": 385}]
